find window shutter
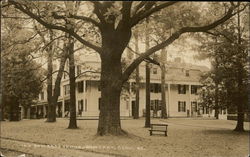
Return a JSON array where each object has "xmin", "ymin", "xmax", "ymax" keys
[
  {"xmin": 178, "ymin": 101, "xmax": 180, "ymax": 112},
  {"xmin": 184, "ymin": 101, "xmax": 186, "ymax": 111}
]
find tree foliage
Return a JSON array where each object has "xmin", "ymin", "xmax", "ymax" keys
[
  {"xmin": 197, "ymin": 5, "xmax": 249, "ymax": 130},
  {"xmin": 2, "ymin": 22, "xmax": 43, "ymax": 119},
  {"xmin": 4, "ymin": 1, "xmax": 247, "ymax": 134}
]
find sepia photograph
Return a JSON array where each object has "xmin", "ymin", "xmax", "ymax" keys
[{"xmin": 0, "ymin": 1, "xmax": 249, "ymax": 157}]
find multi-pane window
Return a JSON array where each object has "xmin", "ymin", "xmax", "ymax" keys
[
  {"xmin": 150, "ymin": 83, "xmax": 161, "ymax": 93},
  {"xmin": 77, "ymin": 81, "xmax": 84, "ymax": 93},
  {"xmin": 150, "ymin": 100, "xmax": 162, "ymax": 110},
  {"xmin": 157, "ymin": 100, "xmax": 162, "ymax": 110},
  {"xmin": 178, "ymin": 101, "xmax": 186, "ymax": 112},
  {"xmin": 64, "ymin": 84, "xmax": 70, "ymax": 95},
  {"xmin": 150, "ymin": 100, "xmax": 154, "ymax": 110},
  {"xmin": 178, "ymin": 85, "xmax": 186, "ymax": 94},
  {"xmin": 191, "ymin": 85, "xmax": 198, "ymax": 94},
  {"xmin": 41, "ymin": 92, "xmax": 44, "ymax": 100}
]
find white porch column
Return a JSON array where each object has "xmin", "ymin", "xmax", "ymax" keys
[
  {"xmin": 167, "ymin": 83, "xmax": 171, "ymax": 117},
  {"xmin": 128, "ymin": 81, "xmax": 132, "ymax": 117},
  {"xmin": 83, "ymin": 80, "xmax": 86, "ymax": 116},
  {"xmin": 188, "ymin": 84, "xmax": 191, "ymax": 117},
  {"xmin": 62, "ymin": 99, "xmax": 65, "ymax": 117}
]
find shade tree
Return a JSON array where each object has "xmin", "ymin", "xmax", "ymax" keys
[{"xmin": 6, "ymin": 1, "xmax": 246, "ymax": 135}]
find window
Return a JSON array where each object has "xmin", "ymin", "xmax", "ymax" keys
[
  {"xmin": 178, "ymin": 101, "xmax": 186, "ymax": 112},
  {"xmin": 64, "ymin": 84, "xmax": 70, "ymax": 95},
  {"xmin": 156, "ymin": 100, "xmax": 162, "ymax": 110},
  {"xmin": 178, "ymin": 85, "xmax": 186, "ymax": 94},
  {"xmin": 150, "ymin": 100, "xmax": 155, "ymax": 110},
  {"xmin": 150, "ymin": 100, "xmax": 162, "ymax": 111},
  {"xmin": 150, "ymin": 83, "xmax": 161, "ymax": 93},
  {"xmin": 85, "ymin": 99, "xmax": 87, "ymax": 111},
  {"xmin": 77, "ymin": 65, "xmax": 81, "ymax": 75},
  {"xmin": 191, "ymin": 85, "xmax": 198, "ymax": 94},
  {"xmin": 78, "ymin": 100, "xmax": 83, "ymax": 111},
  {"xmin": 186, "ymin": 70, "xmax": 189, "ymax": 77},
  {"xmin": 152, "ymin": 68, "xmax": 157, "ymax": 74},
  {"xmin": 77, "ymin": 81, "xmax": 84, "ymax": 93},
  {"xmin": 41, "ymin": 92, "xmax": 44, "ymax": 100}
]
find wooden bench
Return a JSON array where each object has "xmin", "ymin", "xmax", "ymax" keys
[{"xmin": 149, "ymin": 124, "xmax": 168, "ymax": 136}]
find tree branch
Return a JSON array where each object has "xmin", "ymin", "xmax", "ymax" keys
[
  {"xmin": 40, "ymin": 70, "xmax": 69, "ymax": 83},
  {"xmin": 130, "ymin": 1, "xmax": 179, "ymax": 27},
  {"xmin": 75, "ymin": 70, "xmax": 100, "ymax": 79},
  {"xmin": 116, "ymin": 1, "xmax": 133, "ymax": 31},
  {"xmin": 122, "ymin": 4, "xmax": 237, "ymax": 83},
  {"xmin": 9, "ymin": 0, "xmax": 102, "ymax": 53},
  {"xmin": 126, "ymin": 46, "xmax": 160, "ymax": 66},
  {"xmin": 204, "ymin": 31, "xmax": 234, "ymax": 43},
  {"xmin": 52, "ymin": 12, "xmax": 101, "ymax": 29},
  {"xmin": 91, "ymin": 1, "xmax": 106, "ymax": 25},
  {"xmin": 132, "ymin": 1, "xmax": 147, "ymax": 16}
]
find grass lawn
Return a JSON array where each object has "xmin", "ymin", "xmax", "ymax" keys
[{"xmin": 0, "ymin": 118, "xmax": 249, "ymax": 157}]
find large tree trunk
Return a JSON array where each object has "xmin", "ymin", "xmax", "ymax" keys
[
  {"xmin": 68, "ymin": 37, "xmax": 77, "ymax": 129},
  {"xmin": 97, "ymin": 23, "xmax": 131, "ymax": 135},
  {"xmin": 234, "ymin": 64, "xmax": 244, "ymax": 132},
  {"xmin": 234, "ymin": 103, "xmax": 244, "ymax": 131},
  {"xmin": 214, "ymin": 81, "xmax": 219, "ymax": 119},
  {"xmin": 145, "ymin": 18, "xmax": 151, "ymax": 127},
  {"xmin": 51, "ymin": 42, "xmax": 68, "ymax": 117},
  {"xmin": 134, "ymin": 31, "xmax": 140, "ymax": 119},
  {"xmin": 46, "ymin": 38, "xmax": 55, "ymax": 122},
  {"xmin": 160, "ymin": 64, "xmax": 167, "ymax": 118},
  {"xmin": 234, "ymin": 8, "xmax": 244, "ymax": 132},
  {"xmin": 145, "ymin": 63, "xmax": 151, "ymax": 128},
  {"xmin": 160, "ymin": 48, "xmax": 167, "ymax": 119},
  {"xmin": 97, "ymin": 56, "xmax": 124, "ymax": 135},
  {"xmin": 214, "ymin": 56, "xmax": 219, "ymax": 119},
  {"xmin": 134, "ymin": 67, "xmax": 140, "ymax": 119}
]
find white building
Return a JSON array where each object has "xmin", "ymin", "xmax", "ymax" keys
[{"xmin": 21, "ymin": 54, "xmax": 219, "ymax": 120}]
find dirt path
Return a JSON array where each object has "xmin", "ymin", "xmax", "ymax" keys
[{"xmin": 0, "ymin": 137, "xmax": 128, "ymax": 157}]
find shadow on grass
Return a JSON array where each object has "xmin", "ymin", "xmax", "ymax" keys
[{"xmin": 203, "ymin": 129, "xmax": 249, "ymax": 135}]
